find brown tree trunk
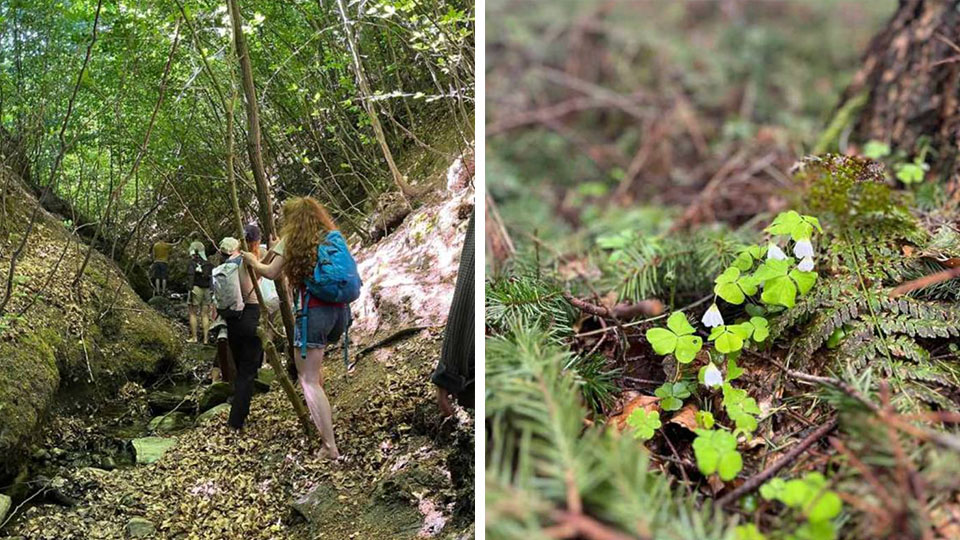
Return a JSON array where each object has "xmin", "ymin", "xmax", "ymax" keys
[
  {"xmin": 227, "ymin": 0, "xmax": 314, "ymax": 439},
  {"xmin": 840, "ymin": 0, "xmax": 960, "ymax": 194}
]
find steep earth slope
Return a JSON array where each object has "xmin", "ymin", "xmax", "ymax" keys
[{"xmin": 0, "ymin": 170, "xmax": 182, "ymax": 480}]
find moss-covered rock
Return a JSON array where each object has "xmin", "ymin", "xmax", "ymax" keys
[
  {"xmin": 198, "ymin": 382, "xmax": 232, "ymax": 412},
  {"xmin": 0, "ymin": 171, "xmax": 182, "ymax": 478},
  {"xmin": 195, "ymin": 402, "xmax": 231, "ymax": 424},
  {"xmin": 131, "ymin": 437, "xmax": 177, "ymax": 464},
  {"xmin": 147, "ymin": 412, "xmax": 190, "ymax": 433},
  {"xmin": 0, "ymin": 493, "xmax": 11, "ymax": 524}
]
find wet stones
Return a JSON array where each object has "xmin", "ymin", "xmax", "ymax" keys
[
  {"xmin": 147, "ymin": 412, "xmax": 190, "ymax": 434},
  {"xmin": 195, "ymin": 403, "xmax": 231, "ymax": 424},
  {"xmin": 254, "ymin": 368, "xmax": 275, "ymax": 394},
  {"xmin": 131, "ymin": 437, "xmax": 176, "ymax": 465},
  {"xmin": 147, "ymin": 390, "xmax": 196, "ymax": 415},
  {"xmin": 198, "ymin": 382, "xmax": 232, "ymax": 412},
  {"xmin": 125, "ymin": 517, "xmax": 156, "ymax": 538}
]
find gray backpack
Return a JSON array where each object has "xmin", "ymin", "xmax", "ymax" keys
[{"xmin": 212, "ymin": 257, "xmax": 244, "ymax": 319}]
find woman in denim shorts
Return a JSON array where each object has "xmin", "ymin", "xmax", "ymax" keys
[{"xmin": 242, "ymin": 197, "xmax": 347, "ymax": 460}]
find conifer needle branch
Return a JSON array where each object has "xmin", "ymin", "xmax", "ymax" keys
[{"xmin": 889, "ymin": 265, "xmax": 960, "ymax": 298}]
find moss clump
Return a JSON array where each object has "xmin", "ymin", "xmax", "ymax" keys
[
  {"xmin": 799, "ymin": 154, "xmax": 921, "ymax": 241},
  {"xmin": 0, "ymin": 329, "xmax": 61, "ymax": 467}
]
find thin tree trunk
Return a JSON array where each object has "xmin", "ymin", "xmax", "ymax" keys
[
  {"xmin": 0, "ymin": 0, "xmax": 103, "ymax": 314},
  {"xmin": 227, "ymin": 0, "xmax": 298, "ymax": 361},
  {"xmin": 227, "ymin": 0, "xmax": 314, "ymax": 438},
  {"xmin": 334, "ymin": 0, "xmax": 416, "ymax": 199}
]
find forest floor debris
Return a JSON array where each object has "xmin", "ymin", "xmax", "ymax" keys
[{"xmin": 2, "ymin": 332, "xmax": 473, "ymax": 540}]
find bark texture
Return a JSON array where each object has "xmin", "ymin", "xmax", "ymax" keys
[{"xmin": 842, "ymin": 0, "xmax": 960, "ymax": 189}]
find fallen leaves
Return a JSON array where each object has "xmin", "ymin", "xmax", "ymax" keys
[{"xmin": 608, "ymin": 392, "xmax": 659, "ymax": 431}]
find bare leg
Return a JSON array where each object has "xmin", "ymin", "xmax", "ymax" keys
[
  {"xmin": 296, "ymin": 348, "xmax": 339, "ymax": 458},
  {"xmin": 201, "ymin": 310, "xmax": 210, "ymax": 344},
  {"xmin": 188, "ymin": 305, "xmax": 198, "ymax": 343}
]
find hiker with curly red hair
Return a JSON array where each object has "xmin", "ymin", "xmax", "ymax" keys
[{"xmin": 242, "ymin": 196, "xmax": 360, "ymax": 459}]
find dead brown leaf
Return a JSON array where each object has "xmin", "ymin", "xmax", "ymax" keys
[
  {"xmin": 669, "ymin": 403, "xmax": 699, "ymax": 433},
  {"xmin": 607, "ymin": 394, "xmax": 659, "ymax": 431}
]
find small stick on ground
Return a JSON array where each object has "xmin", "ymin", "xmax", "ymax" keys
[
  {"xmin": 769, "ymin": 359, "xmax": 960, "ymax": 454},
  {"xmin": 547, "ymin": 511, "xmax": 646, "ymax": 540},
  {"xmin": 717, "ymin": 417, "xmax": 838, "ymax": 507},
  {"xmin": 564, "ymin": 293, "xmax": 664, "ymax": 320}
]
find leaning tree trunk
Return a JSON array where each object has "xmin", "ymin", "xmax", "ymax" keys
[{"xmin": 838, "ymin": 0, "xmax": 960, "ymax": 194}]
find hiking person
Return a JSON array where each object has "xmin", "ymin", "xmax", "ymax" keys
[
  {"xmin": 187, "ymin": 241, "xmax": 214, "ymax": 344},
  {"xmin": 151, "ymin": 238, "xmax": 176, "ymax": 296},
  {"xmin": 212, "ymin": 236, "xmax": 262, "ymax": 430},
  {"xmin": 241, "ymin": 197, "xmax": 360, "ymax": 459},
  {"xmin": 245, "ymin": 223, "xmax": 282, "ymax": 340},
  {"xmin": 209, "ymin": 316, "xmax": 235, "ymax": 383},
  {"xmin": 432, "ymin": 210, "xmax": 475, "ymax": 415}
]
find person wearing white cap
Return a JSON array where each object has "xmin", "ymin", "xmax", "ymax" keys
[{"xmin": 217, "ymin": 236, "xmax": 262, "ymax": 430}]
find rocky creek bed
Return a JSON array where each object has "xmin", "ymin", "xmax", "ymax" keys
[{"xmin": 0, "ymin": 334, "xmax": 474, "ymax": 539}]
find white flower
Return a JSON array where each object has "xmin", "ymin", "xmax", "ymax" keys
[
  {"xmin": 703, "ymin": 363, "xmax": 723, "ymax": 388},
  {"xmin": 767, "ymin": 243, "xmax": 787, "ymax": 261},
  {"xmin": 798, "ymin": 256, "xmax": 815, "ymax": 272},
  {"xmin": 701, "ymin": 303, "xmax": 724, "ymax": 328},
  {"xmin": 794, "ymin": 238, "xmax": 814, "ymax": 259}
]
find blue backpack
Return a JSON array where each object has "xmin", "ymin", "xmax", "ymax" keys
[{"xmin": 299, "ymin": 231, "xmax": 362, "ymax": 364}]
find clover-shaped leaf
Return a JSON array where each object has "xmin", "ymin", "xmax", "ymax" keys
[
  {"xmin": 794, "ymin": 520, "xmax": 836, "ymax": 540},
  {"xmin": 747, "ymin": 316, "xmax": 770, "ymax": 342},
  {"xmin": 734, "ymin": 524, "xmax": 768, "ymax": 540},
  {"xmin": 708, "ymin": 324, "xmax": 751, "ymax": 354},
  {"xmin": 732, "ymin": 245, "xmax": 766, "ymax": 272},
  {"xmin": 655, "ymin": 382, "xmax": 691, "ymax": 411},
  {"xmin": 754, "ymin": 259, "xmax": 818, "ymax": 308},
  {"xmin": 723, "ymin": 383, "xmax": 761, "ymax": 434},
  {"xmin": 863, "ymin": 140, "xmax": 891, "ymax": 159},
  {"xmin": 784, "ymin": 473, "xmax": 843, "ymax": 523},
  {"xmin": 693, "ymin": 429, "xmax": 742, "ymax": 481},
  {"xmin": 790, "ymin": 268, "xmax": 818, "ymax": 295},
  {"xmin": 726, "ymin": 355, "xmax": 745, "ymax": 381},
  {"xmin": 696, "ymin": 410, "xmax": 715, "ymax": 429},
  {"xmin": 766, "ymin": 210, "xmax": 822, "ymax": 241},
  {"xmin": 645, "ymin": 312, "xmax": 702, "ymax": 363},
  {"xmin": 627, "ymin": 408, "xmax": 661, "ymax": 441},
  {"xmin": 714, "ymin": 267, "xmax": 758, "ymax": 305},
  {"xmin": 759, "ymin": 477, "xmax": 787, "ymax": 501},
  {"xmin": 895, "ymin": 161, "xmax": 927, "ymax": 184}
]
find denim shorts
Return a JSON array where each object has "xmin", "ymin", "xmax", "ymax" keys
[
  {"xmin": 152, "ymin": 262, "xmax": 169, "ymax": 280},
  {"xmin": 295, "ymin": 305, "xmax": 349, "ymax": 350}
]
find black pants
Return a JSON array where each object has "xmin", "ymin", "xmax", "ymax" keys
[
  {"xmin": 431, "ymin": 210, "xmax": 474, "ymax": 409},
  {"xmin": 226, "ymin": 305, "xmax": 262, "ymax": 428}
]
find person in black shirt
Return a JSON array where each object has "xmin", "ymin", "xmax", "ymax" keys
[{"xmin": 187, "ymin": 240, "xmax": 214, "ymax": 344}]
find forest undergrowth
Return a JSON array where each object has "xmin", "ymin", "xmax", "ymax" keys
[{"xmin": 485, "ymin": 154, "xmax": 960, "ymax": 540}]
